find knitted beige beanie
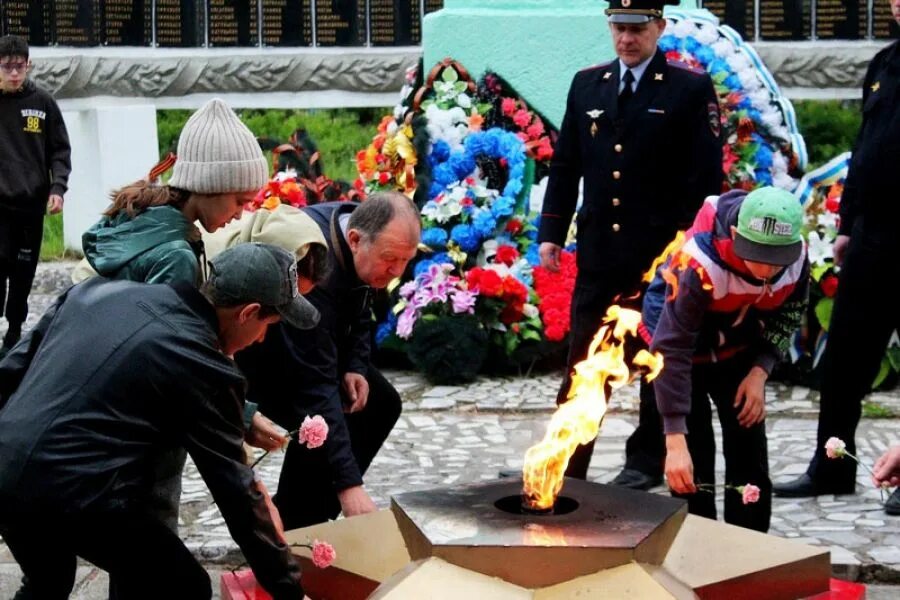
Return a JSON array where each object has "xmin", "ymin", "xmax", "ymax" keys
[{"xmin": 168, "ymin": 98, "xmax": 268, "ymax": 194}]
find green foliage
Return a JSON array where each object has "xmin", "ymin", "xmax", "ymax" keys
[
  {"xmin": 862, "ymin": 399, "xmax": 895, "ymax": 419},
  {"xmin": 794, "ymin": 100, "xmax": 861, "ymax": 170},
  {"xmin": 157, "ymin": 108, "xmax": 389, "ymax": 183},
  {"xmin": 39, "ymin": 213, "xmax": 76, "ymax": 261},
  {"xmin": 407, "ymin": 314, "xmax": 488, "ymax": 385}
]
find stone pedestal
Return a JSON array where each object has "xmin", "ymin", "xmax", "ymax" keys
[{"xmin": 423, "ymin": 1, "xmax": 699, "ymax": 128}]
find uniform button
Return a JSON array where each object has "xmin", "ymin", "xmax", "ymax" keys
[
  {"xmin": 612, "ymin": 198, "xmax": 621, "ymax": 207},
  {"xmin": 612, "ymin": 223, "xmax": 621, "ymax": 232},
  {"xmin": 613, "ymin": 170, "xmax": 621, "ymax": 180},
  {"xmin": 614, "ymin": 144, "xmax": 623, "ymax": 153}
]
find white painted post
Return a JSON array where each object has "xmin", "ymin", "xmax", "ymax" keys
[{"xmin": 61, "ymin": 104, "xmax": 160, "ymax": 254}]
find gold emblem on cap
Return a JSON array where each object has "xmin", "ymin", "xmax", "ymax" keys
[
  {"xmin": 654, "ymin": 73, "xmax": 664, "ymax": 81},
  {"xmin": 871, "ymin": 81, "xmax": 881, "ymax": 92},
  {"xmin": 590, "ymin": 122, "xmax": 599, "ymax": 137},
  {"xmin": 622, "ymin": 0, "xmax": 632, "ymax": 6}
]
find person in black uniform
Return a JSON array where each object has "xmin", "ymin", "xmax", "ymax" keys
[
  {"xmin": 538, "ymin": 0, "xmax": 723, "ymax": 489},
  {"xmin": 774, "ymin": 0, "xmax": 900, "ymax": 515}
]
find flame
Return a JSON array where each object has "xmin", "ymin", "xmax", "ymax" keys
[
  {"xmin": 522, "ymin": 306, "xmax": 663, "ymax": 510},
  {"xmin": 642, "ymin": 231, "xmax": 686, "ymax": 283}
]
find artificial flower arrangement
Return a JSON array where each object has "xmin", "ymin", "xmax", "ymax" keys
[
  {"xmin": 788, "ymin": 153, "xmax": 900, "ymax": 389},
  {"xmin": 659, "ymin": 8, "xmax": 806, "ymax": 192},
  {"xmin": 362, "ymin": 59, "xmax": 573, "ymax": 382}
]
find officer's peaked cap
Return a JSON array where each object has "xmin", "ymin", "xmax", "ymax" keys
[{"xmin": 605, "ymin": 0, "xmax": 678, "ymax": 24}]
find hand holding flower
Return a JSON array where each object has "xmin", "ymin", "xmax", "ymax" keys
[
  {"xmin": 249, "ymin": 414, "xmax": 329, "ymax": 469},
  {"xmin": 872, "ymin": 445, "xmax": 900, "ymax": 489},
  {"xmin": 696, "ymin": 482, "xmax": 761, "ymax": 505},
  {"xmin": 664, "ymin": 434, "xmax": 696, "ymax": 494}
]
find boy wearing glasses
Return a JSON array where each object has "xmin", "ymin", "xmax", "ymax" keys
[{"xmin": 0, "ymin": 35, "xmax": 70, "ymax": 357}]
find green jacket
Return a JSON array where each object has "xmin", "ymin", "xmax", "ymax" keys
[{"xmin": 80, "ymin": 205, "xmax": 201, "ymax": 285}]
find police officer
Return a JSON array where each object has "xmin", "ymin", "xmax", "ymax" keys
[
  {"xmin": 538, "ymin": 0, "xmax": 723, "ymax": 487},
  {"xmin": 774, "ymin": 0, "xmax": 900, "ymax": 514}
]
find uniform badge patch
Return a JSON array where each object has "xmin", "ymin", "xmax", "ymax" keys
[
  {"xmin": 590, "ymin": 122, "xmax": 599, "ymax": 138},
  {"xmin": 586, "ymin": 109, "xmax": 603, "ymax": 119},
  {"xmin": 707, "ymin": 101, "xmax": 721, "ymax": 137}
]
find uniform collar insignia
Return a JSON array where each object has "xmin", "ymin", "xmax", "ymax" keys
[
  {"xmin": 603, "ymin": 72, "xmax": 612, "ymax": 80},
  {"xmin": 654, "ymin": 72, "xmax": 664, "ymax": 81},
  {"xmin": 871, "ymin": 81, "xmax": 881, "ymax": 92},
  {"xmin": 586, "ymin": 109, "xmax": 604, "ymax": 119}
]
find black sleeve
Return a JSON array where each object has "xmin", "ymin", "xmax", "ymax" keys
[
  {"xmin": 0, "ymin": 286, "xmax": 71, "ymax": 407},
  {"xmin": 175, "ymin": 358, "xmax": 304, "ymax": 599},
  {"xmin": 538, "ymin": 74, "xmax": 583, "ymax": 246},
  {"xmin": 678, "ymin": 75, "xmax": 723, "ymax": 228},
  {"xmin": 45, "ymin": 97, "xmax": 72, "ymax": 198},
  {"xmin": 339, "ymin": 288, "xmax": 373, "ymax": 377},
  {"xmin": 838, "ymin": 54, "xmax": 879, "ymax": 236}
]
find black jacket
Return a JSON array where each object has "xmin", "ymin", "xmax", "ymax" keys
[
  {"xmin": 237, "ymin": 202, "xmax": 373, "ymax": 491},
  {"xmin": 0, "ymin": 80, "xmax": 71, "ymax": 214},
  {"xmin": 0, "ymin": 279, "xmax": 303, "ymax": 599},
  {"xmin": 839, "ymin": 40, "xmax": 900, "ymax": 239},
  {"xmin": 539, "ymin": 49, "xmax": 723, "ymax": 278}
]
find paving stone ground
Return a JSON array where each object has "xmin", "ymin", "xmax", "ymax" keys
[{"xmin": 3, "ymin": 261, "xmax": 900, "ymax": 597}]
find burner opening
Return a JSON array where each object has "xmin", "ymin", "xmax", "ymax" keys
[{"xmin": 494, "ymin": 494, "xmax": 580, "ymax": 516}]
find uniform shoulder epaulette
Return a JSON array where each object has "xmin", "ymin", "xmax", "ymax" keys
[
  {"xmin": 666, "ymin": 58, "xmax": 706, "ymax": 76},
  {"xmin": 580, "ymin": 61, "xmax": 614, "ymax": 73}
]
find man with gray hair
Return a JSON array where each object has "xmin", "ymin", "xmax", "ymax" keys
[
  {"xmin": 237, "ymin": 192, "xmax": 421, "ymax": 529},
  {"xmin": 0, "ymin": 243, "xmax": 318, "ymax": 598}
]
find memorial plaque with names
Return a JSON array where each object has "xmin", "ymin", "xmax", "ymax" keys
[
  {"xmin": 155, "ymin": 0, "xmax": 202, "ymax": 47},
  {"xmin": 54, "ymin": 0, "xmax": 101, "ymax": 46},
  {"xmin": 101, "ymin": 0, "xmax": 152, "ymax": 45},
  {"xmin": 1, "ymin": 1, "xmax": 52, "ymax": 45},
  {"xmin": 815, "ymin": 0, "xmax": 865, "ymax": 39},
  {"xmin": 314, "ymin": 0, "xmax": 365, "ymax": 46},
  {"xmin": 262, "ymin": 0, "xmax": 312, "ymax": 46},
  {"xmin": 760, "ymin": 0, "xmax": 810, "ymax": 40},
  {"xmin": 207, "ymin": 0, "xmax": 259, "ymax": 46},
  {"xmin": 873, "ymin": 2, "xmax": 900, "ymax": 39},
  {"xmin": 370, "ymin": 0, "xmax": 421, "ymax": 46},
  {"xmin": 424, "ymin": 0, "xmax": 443, "ymax": 14},
  {"xmin": 701, "ymin": 0, "xmax": 754, "ymax": 40}
]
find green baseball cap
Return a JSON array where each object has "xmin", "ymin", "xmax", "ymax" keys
[{"xmin": 734, "ymin": 187, "xmax": 804, "ymax": 267}]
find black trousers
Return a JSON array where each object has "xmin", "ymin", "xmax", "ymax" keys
[
  {"xmin": 0, "ymin": 210, "xmax": 44, "ymax": 332},
  {"xmin": 558, "ymin": 272, "xmax": 659, "ymax": 479},
  {"xmin": 808, "ymin": 222, "xmax": 900, "ymax": 485},
  {"xmin": 0, "ymin": 506, "xmax": 211, "ymax": 599},
  {"xmin": 672, "ymin": 351, "xmax": 772, "ymax": 533},
  {"xmin": 273, "ymin": 366, "xmax": 401, "ymax": 530}
]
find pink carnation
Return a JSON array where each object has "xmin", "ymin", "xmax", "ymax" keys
[
  {"xmin": 501, "ymin": 97, "xmax": 517, "ymax": 117},
  {"xmin": 298, "ymin": 415, "xmax": 329, "ymax": 449},
  {"xmin": 740, "ymin": 484, "xmax": 761, "ymax": 505},
  {"xmin": 512, "ymin": 109, "xmax": 532, "ymax": 128},
  {"xmin": 311, "ymin": 540, "xmax": 336, "ymax": 568},
  {"xmin": 825, "ymin": 437, "xmax": 846, "ymax": 459}
]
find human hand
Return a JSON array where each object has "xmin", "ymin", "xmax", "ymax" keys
[
  {"xmin": 253, "ymin": 478, "xmax": 286, "ymax": 544},
  {"xmin": 735, "ymin": 366, "xmax": 767, "ymax": 428},
  {"xmin": 873, "ymin": 446, "xmax": 900, "ymax": 489},
  {"xmin": 664, "ymin": 434, "xmax": 696, "ymax": 494},
  {"xmin": 337, "ymin": 485, "xmax": 378, "ymax": 517},
  {"xmin": 833, "ymin": 234, "xmax": 850, "ymax": 268},
  {"xmin": 47, "ymin": 194, "xmax": 64, "ymax": 215},
  {"xmin": 342, "ymin": 373, "xmax": 369, "ymax": 413},
  {"xmin": 539, "ymin": 242, "xmax": 562, "ymax": 272},
  {"xmin": 246, "ymin": 412, "xmax": 287, "ymax": 451}
]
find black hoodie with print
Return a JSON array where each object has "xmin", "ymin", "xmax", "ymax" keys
[{"xmin": 0, "ymin": 80, "xmax": 71, "ymax": 215}]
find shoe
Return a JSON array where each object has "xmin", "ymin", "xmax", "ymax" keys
[
  {"xmin": 608, "ymin": 468, "xmax": 662, "ymax": 491},
  {"xmin": 885, "ymin": 488, "xmax": 900, "ymax": 516},
  {"xmin": 772, "ymin": 473, "xmax": 855, "ymax": 498}
]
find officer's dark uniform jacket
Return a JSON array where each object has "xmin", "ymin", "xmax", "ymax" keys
[
  {"xmin": 839, "ymin": 39, "xmax": 900, "ymax": 240},
  {"xmin": 0, "ymin": 279, "xmax": 303, "ymax": 598},
  {"xmin": 539, "ymin": 48, "xmax": 723, "ymax": 277},
  {"xmin": 238, "ymin": 201, "xmax": 373, "ymax": 492}
]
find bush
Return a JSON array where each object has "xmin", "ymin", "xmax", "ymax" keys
[{"xmin": 793, "ymin": 100, "xmax": 861, "ymax": 169}]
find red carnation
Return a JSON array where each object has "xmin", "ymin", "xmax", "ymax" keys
[
  {"xmin": 501, "ymin": 97, "xmax": 517, "ymax": 117},
  {"xmin": 825, "ymin": 196, "xmax": 840, "ymax": 213},
  {"xmin": 495, "ymin": 245, "xmax": 519, "ymax": 266},
  {"xmin": 378, "ymin": 172, "xmax": 391, "ymax": 185},
  {"xmin": 512, "ymin": 109, "xmax": 532, "ymax": 128},
  {"xmin": 526, "ymin": 120, "xmax": 545, "ymax": 140},
  {"xmin": 505, "ymin": 219, "xmax": 523, "ymax": 234},
  {"xmin": 820, "ymin": 274, "xmax": 838, "ymax": 298},
  {"xmin": 500, "ymin": 303, "xmax": 525, "ymax": 325}
]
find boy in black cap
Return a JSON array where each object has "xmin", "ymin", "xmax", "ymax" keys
[{"xmin": 0, "ymin": 244, "xmax": 317, "ymax": 599}]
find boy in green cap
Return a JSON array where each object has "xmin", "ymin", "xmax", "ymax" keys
[{"xmin": 636, "ymin": 186, "xmax": 809, "ymax": 532}]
